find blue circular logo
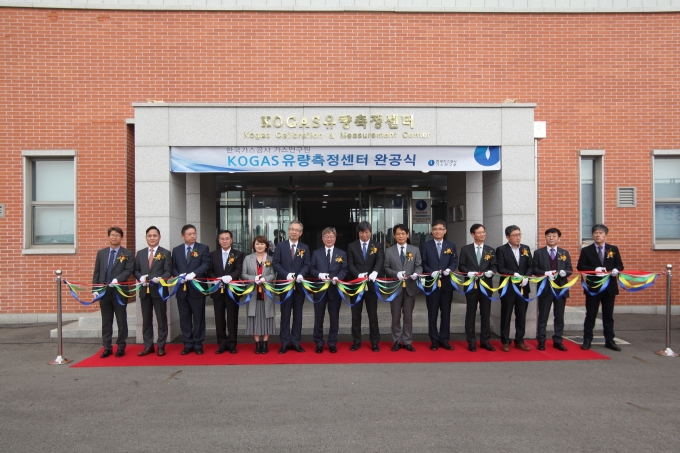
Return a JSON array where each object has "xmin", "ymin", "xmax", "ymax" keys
[
  {"xmin": 415, "ymin": 200, "xmax": 428, "ymax": 211},
  {"xmin": 428, "ymin": 160, "xmax": 435, "ymax": 166},
  {"xmin": 474, "ymin": 146, "xmax": 501, "ymax": 167}
]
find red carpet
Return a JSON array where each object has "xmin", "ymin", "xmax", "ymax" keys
[{"xmin": 71, "ymin": 340, "xmax": 609, "ymax": 367}]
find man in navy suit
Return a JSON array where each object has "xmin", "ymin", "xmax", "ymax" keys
[
  {"xmin": 496, "ymin": 225, "xmax": 534, "ymax": 352},
  {"xmin": 577, "ymin": 224, "xmax": 625, "ymax": 351},
  {"xmin": 92, "ymin": 226, "xmax": 134, "ymax": 358},
  {"xmin": 310, "ymin": 227, "xmax": 348, "ymax": 353},
  {"xmin": 347, "ymin": 221, "xmax": 384, "ymax": 352},
  {"xmin": 272, "ymin": 220, "xmax": 311, "ymax": 353},
  {"xmin": 171, "ymin": 224, "xmax": 210, "ymax": 355},
  {"xmin": 208, "ymin": 229, "xmax": 244, "ymax": 354},
  {"xmin": 133, "ymin": 226, "xmax": 172, "ymax": 357},
  {"xmin": 533, "ymin": 228, "xmax": 572, "ymax": 352},
  {"xmin": 421, "ymin": 219, "xmax": 458, "ymax": 351}
]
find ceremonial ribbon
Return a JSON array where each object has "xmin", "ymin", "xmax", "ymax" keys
[
  {"xmin": 336, "ymin": 279, "xmax": 368, "ymax": 307},
  {"xmin": 373, "ymin": 279, "xmax": 403, "ymax": 303}
]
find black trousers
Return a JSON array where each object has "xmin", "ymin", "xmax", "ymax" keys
[
  {"xmin": 425, "ymin": 288, "xmax": 453, "ymax": 343},
  {"xmin": 464, "ymin": 289, "xmax": 492, "ymax": 345},
  {"xmin": 313, "ymin": 296, "xmax": 341, "ymax": 347},
  {"xmin": 350, "ymin": 290, "xmax": 380, "ymax": 345},
  {"xmin": 500, "ymin": 285, "xmax": 527, "ymax": 345},
  {"xmin": 213, "ymin": 295, "xmax": 239, "ymax": 350},
  {"xmin": 177, "ymin": 296, "xmax": 206, "ymax": 349},
  {"xmin": 584, "ymin": 293, "xmax": 616, "ymax": 342},
  {"xmin": 100, "ymin": 293, "xmax": 128, "ymax": 350},
  {"xmin": 140, "ymin": 295, "xmax": 168, "ymax": 348},
  {"xmin": 279, "ymin": 289, "xmax": 305, "ymax": 347},
  {"xmin": 536, "ymin": 294, "xmax": 566, "ymax": 344}
]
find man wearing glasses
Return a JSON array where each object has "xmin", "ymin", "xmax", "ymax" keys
[
  {"xmin": 272, "ymin": 220, "xmax": 311, "ymax": 353},
  {"xmin": 496, "ymin": 225, "xmax": 534, "ymax": 352}
]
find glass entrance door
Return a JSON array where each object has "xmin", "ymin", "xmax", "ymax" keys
[
  {"xmin": 369, "ymin": 192, "xmax": 409, "ymax": 249},
  {"xmin": 251, "ymin": 192, "xmax": 293, "ymax": 254}
]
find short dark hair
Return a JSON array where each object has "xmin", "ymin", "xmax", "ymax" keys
[
  {"xmin": 252, "ymin": 235, "xmax": 270, "ymax": 251},
  {"xmin": 357, "ymin": 221, "xmax": 372, "ymax": 233},
  {"xmin": 181, "ymin": 224, "xmax": 196, "ymax": 235},
  {"xmin": 592, "ymin": 224, "xmax": 609, "ymax": 235},
  {"xmin": 393, "ymin": 224, "xmax": 409, "ymax": 235},
  {"xmin": 431, "ymin": 219, "xmax": 446, "ymax": 229},
  {"xmin": 107, "ymin": 226, "xmax": 124, "ymax": 237},
  {"xmin": 545, "ymin": 228, "xmax": 562, "ymax": 237},
  {"xmin": 145, "ymin": 226, "xmax": 160, "ymax": 235},
  {"xmin": 504, "ymin": 225, "xmax": 520, "ymax": 237},
  {"xmin": 218, "ymin": 229, "xmax": 233, "ymax": 239},
  {"xmin": 470, "ymin": 223, "xmax": 485, "ymax": 234}
]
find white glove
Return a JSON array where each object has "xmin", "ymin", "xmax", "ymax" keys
[
  {"xmin": 544, "ymin": 271, "xmax": 555, "ymax": 277},
  {"xmin": 397, "ymin": 271, "xmax": 405, "ymax": 280},
  {"xmin": 521, "ymin": 277, "xmax": 528, "ymax": 287},
  {"xmin": 368, "ymin": 271, "xmax": 378, "ymax": 282},
  {"xmin": 467, "ymin": 272, "xmax": 477, "ymax": 278},
  {"xmin": 318, "ymin": 273, "xmax": 330, "ymax": 281},
  {"xmin": 443, "ymin": 269, "xmax": 451, "ymax": 276},
  {"xmin": 221, "ymin": 275, "xmax": 232, "ymax": 284},
  {"xmin": 358, "ymin": 273, "xmax": 368, "ymax": 278},
  {"xmin": 611, "ymin": 268, "xmax": 620, "ymax": 277},
  {"xmin": 484, "ymin": 270, "xmax": 494, "ymax": 278},
  {"xmin": 296, "ymin": 274, "xmax": 304, "ymax": 282},
  {"xmin": 140, "ymin": 275, "xmax": 148, "ymax": 283},
  {"xmin": 595, "ymin": 267, "xmax": 606, "ymax": 276},
  {"xmin": 255, "ymin": 277, "xmax": 263, "ymax": 285},
  {"xmin": 92, "ymin": 291, "xmax": 98, "ymax": 298},
  {"xmin": 513, "ymin": 272, "xmax": 521, "ymax": 278},
  {"xmin": 410, "ymin": 273, "xmax": 418, "ymax": 280},
  {"xmin": 108, "ymin": 278, "xmax": 118, "ymax": 287},
  {"xmin": 558, "ymin": 270, "xmax": 566, "ymax": 277},
  {"xmin": 332, "ymin": 276, "xmax": 338, "ymax": 285},
  {"xmin": 185, "ymin": 272, "xmax": 196, "ymax": 281},
  {"xmin": 151, "ymin": 277, "xmax": 160, "ymax": 283},
  {"xmin": 286, "ymin": 273, "xmax": 295, "ymax": 281},
  {"xmin": 179, "ymin": 273, "xmax": 186, "ymax": 278}
]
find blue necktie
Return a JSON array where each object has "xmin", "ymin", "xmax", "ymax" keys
[
  {"xmin": 105, "ymin": 249, "xmax": 116, "ymax": 282},
  {"xmin": 362, "ymin": 242, "xmax": 367, "ymax": 260},
  {"xmin": 437, "ymin": 242, "xmax": 441, "ymax": 258}
]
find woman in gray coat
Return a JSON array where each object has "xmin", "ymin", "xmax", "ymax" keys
[{"xmin": 242, "ymin": 235, "xmax": 277, "ymax": 353}]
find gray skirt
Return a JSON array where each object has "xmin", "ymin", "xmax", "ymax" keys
[{"xmin": 245, "ymin": 298, "xmax": 277, "ymax": 336}]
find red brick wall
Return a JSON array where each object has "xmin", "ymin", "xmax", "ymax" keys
[{"xmin": 1, "ymin": 8, "xmax": 678, "ymax": 312}]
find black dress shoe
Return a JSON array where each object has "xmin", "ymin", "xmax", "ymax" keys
[
  {"xmin": 195, "ymin": 348, "xmax": 204, "ymax": 355},
  {"xmin": 403, "ymin": 344, "xmax": 416, "ymax": 352},
  {"xmin": 430, "ymin": 341, "xmax": 439, "ymax": 351},
  {"xmin": 100, "ymin": 349, "xmax": 112, "ymax": 359},
  {"xmin": 157, "ymin": 348, "xmax": 166, "ymax": 357},
  {"xmin": 480, "ymin": 343, "xmax": 496, "ymax": 352},
  {"xmin": 115, "ymin": 349, "xmax": 125, "ymax": 358},
  {"xmin": 215, "ymin": 348, "xmax": 226, "ymax": 355},
  {"xmin": 329, "ymin": 345, "xmax": 337, "ymax": 354},
  {"xmin": 291, "ymin": 345, "xmax": 305, "ymax": 353},
  {"xmin": 138, "ymin": 347, "xmax": 154, "ymax": 357},
  {"xmin": 391, "ymin": 342, "xmax": 401, "ymax": 352},
  {"xmin": 537, "ymin": 342, "xmax": 545, "ymax": 351},
  {"xmin": 604, "ymin": 340, "xmax": 621, "ymax": 352},
  {"xmin": 468, "ymin": 344, "xmax": 477, "ymax": 352},
  {"xmin": 439, "ymin": 341, "xmax": 454, "ymax": 351},
  {"xmin": 229, "ymin": 346, "xmax": 237, "ymax": 354},
  {"xmin": 371, "ymin": 343, "xmax": 380, "ymax": 352},
  {"xmin": 315, "ymin": 345, "xmax": 323, "ymax": 354},
  {"xmin": 279, "ymin": 345, "xmax": 289, "ymax": 354},
  {"xmin": 349, "ymin": 343, "xmax": 361, "ymax": 351},
  {"xmin": 581, "ymin": 340, "xmax": 592, "ymax": 350},
  {"xmin": 553, "ymin": 342, "xmax": 568, "ymax": 352},
  {"xmin": 180, "ymin": 347, "xmax": 194, "ymax": 355}
]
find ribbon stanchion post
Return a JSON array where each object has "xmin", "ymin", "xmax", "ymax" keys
[
  {"xmin": 48, "ymin": 270, "xmax": 72, "ymax": 365},
  {"xmin": 655, "ymin": 264, "xmax": 677, "ymax": 358}
]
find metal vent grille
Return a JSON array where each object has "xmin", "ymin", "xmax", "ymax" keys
[
  {"xmin": 0, "ymin": 204, "xmax": 4, "ymax": 218},
  {"xmin": 617, "ymin": 187, "xmax": 636, "ymax": 207}
]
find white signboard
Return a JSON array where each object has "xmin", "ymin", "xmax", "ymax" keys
[
  {"xmin": 412, "ymin": 198, "xmax": 432, "ymax": 225},
  {"xmin": 170, "ymin": 146, "xmax": 501, "ymax": 173}
]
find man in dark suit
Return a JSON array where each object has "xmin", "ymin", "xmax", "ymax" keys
[
  {"xmin": 347, "ymin": 221, "xmax": 384, "ymax": 352},
  {"xmin": 310, "ymin": 227, "xmax": 348, "ymax": 354},
  {"xmin": 458, "ymin": 223, "xmax": 497, "ymax": 352},
  {"xmin": 272, "ymin": 220, "xmax": 311, "ymax": 353},
  {"xmin": 420, "ymin": 219, "xmax": 458, "ymax": 351},
  {"xmin": 383, "ymin": 224, "xmax": 423, "ymax": 352},
  {"xmin": 496, "ymin": 225, "xmax": 534, "ymax": 352},
  {"xmin": 92, "ymin": 226, "xmax": 134, "ymax": 358},
  {"xmin": 533, "ymin": 228, "xmax": 572, "ymax": 352},
  {"xmin": 577, "ymin": 224, "xmax": 625, "ymax": 351},
  {"xmin": 208, "ymin": 229, "xmax": 244, "ymax": 354},
  {"xmin": 171, "ymin": 224, "xmax": 210, "ymax": 355},
  {"xmin": 133, "ymin": 226, "xmax": 172, "ymax": 357}
]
